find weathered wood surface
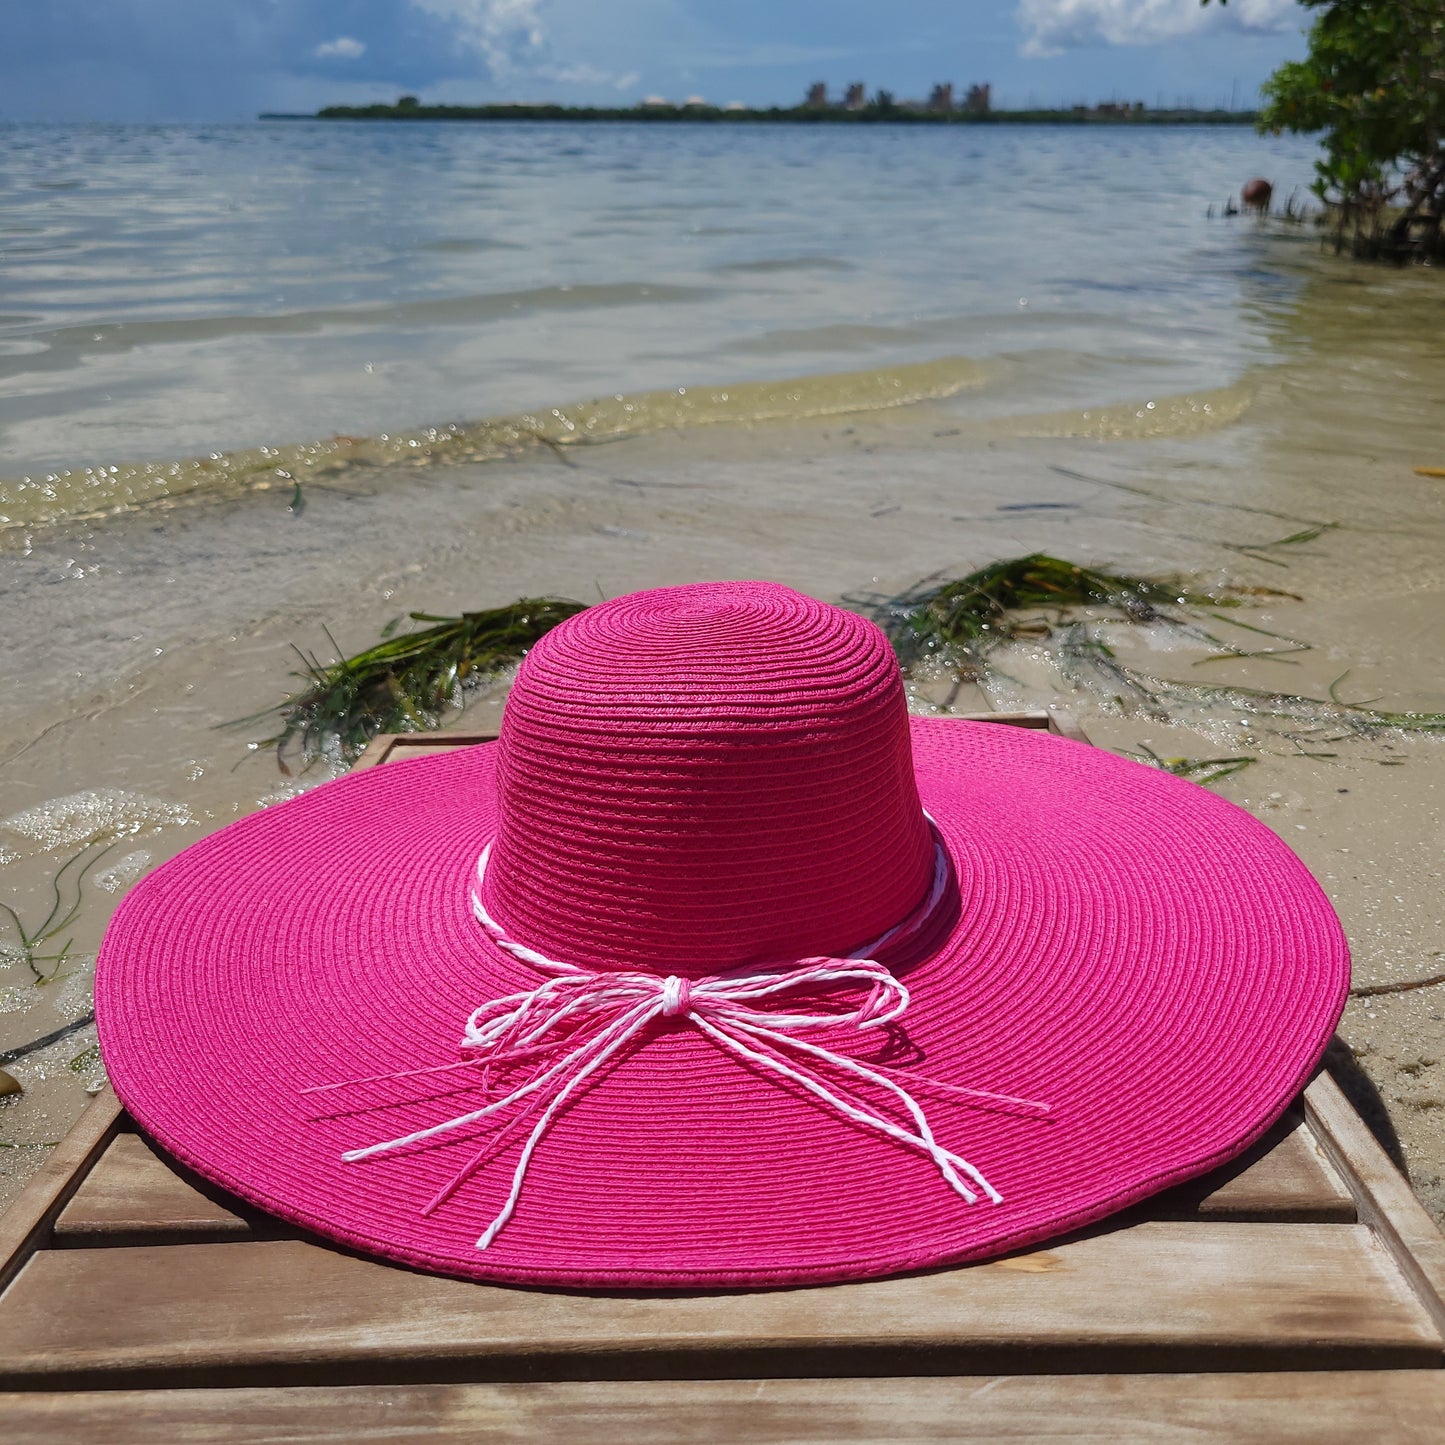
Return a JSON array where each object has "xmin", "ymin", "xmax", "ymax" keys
[
  {"xmin": 0, "ymin": 1089, "xmax": 122, "ymax": 1293},
  {"xmin": 351, "ymin": 730, "xmax": 497, "ymax": 769},
  {"xmin": 1153, "ymin": 1107, "xmax": 1354, "ymax": 1222},
  {"xmin": 5, "ymin": 1373, "xmax": 1445, "ymax": 1444},
  {"xmin": 1307, "ymin": 1070, "xmax": 1445, "ymax": 1335},
  {"xmin": 51, "ymin": 1131, "xmax": 259, "ymax": 1246},
  {"xmin": 1, "ymin": 1221, "xmax": 1437, "ymax": 1389}
]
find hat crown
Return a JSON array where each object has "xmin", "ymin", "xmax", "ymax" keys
[{"xmin": 482, "ymin": 581, "xmax": 934, "ymax": 977}]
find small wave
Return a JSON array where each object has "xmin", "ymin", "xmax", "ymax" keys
[
  {"xmin": 0, "ymin": 788, "xmax": 194, "ymax": 851},
  {"xmin": 731, "ymin": 322, "xmax": 926, "ymax": 355},
  {"xmin": 416, "ymin": 237, "xmax": 523, "ymax": 253},
  {"xmin": 993, "ymin": 383, "xmax": 1254, "ymax": 441},
  {"xmin": 0, "ymin": 357, "xmax": 988, "ymax": 534},
  {"xmin": 0, "ymin": 283, "xmax": 712, "ymax": 381},
  {"xmin": 714, "ymin": 256, "xmax": 853, "ymax": 274}
]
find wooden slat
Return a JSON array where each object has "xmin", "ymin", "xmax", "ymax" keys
[
  {"xmin": 348, "ymin": 734, "xmax": 396, "ymax": 770},
  {"xmin": 5, "ymin": 1373, "xmax": 1445, "ymax": 1444},
  {"xmin": 0, "ymin": 1088, "xmax": 122, "ymax": 1292},
  {"xmin": 51, "ymin": 1133, "xmax": 257, "ymax": 1246},
  {"xmin": 0, "ymin": 1222, "xmax": 1437, "ymax": 1388},
  {"xmin": 351, "ymin": 732, "xmax": 498, "ymax": 771},
  {"xmin": 963, "ymin": 709, "xmax": 1053, "ymax": 729},
  {"xmin": 1156, "ymin": 1108, "xmax": 1354, "ymax": 1223},
  {"xmin": 1307, "ymin": 1071, "xmax": 1445, "ymax": 1336},
  {"xmin": 1043, "ymin": 709, "xmax": 1090, "ymax": 744}
]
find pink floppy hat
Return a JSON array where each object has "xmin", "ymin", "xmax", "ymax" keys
[{"xmin": 95, "ymin": 580, "xmax": 1349, "ymax": 1288}]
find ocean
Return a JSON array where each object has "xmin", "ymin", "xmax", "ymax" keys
[{"xmin": 2, "ymin": 119, "xmax": 1321, "ymax": 520}]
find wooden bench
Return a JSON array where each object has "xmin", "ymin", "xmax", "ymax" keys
[{"xmin": 3, "ymin": 714, "xmax": 1443, "ymax": 1441}]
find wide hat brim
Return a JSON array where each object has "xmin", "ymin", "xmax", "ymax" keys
[{"xmin": 96, "ymin": 719, "xmax": 1348, "ymax": 1288}]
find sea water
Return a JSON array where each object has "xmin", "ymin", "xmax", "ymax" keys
[{"xmin": 1, "ymin": 120, "xmax": 1321, "ymax": 512}]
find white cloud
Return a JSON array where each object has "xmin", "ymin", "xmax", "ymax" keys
[
  {"xmin": 406, "ymin": 1, "xmax": 654, "ymax": 91},
  {"xmin": 1017, "ymin": 0, "xmax": 1300, "ymax": 59},
  {"xmin": 314, "ymin": 36, "xmax": 367, "ymax": 61},
  {"xmin": 546, "ymin": 63, "xmax": 641, "ymax": 91},
  {"xmin": 410, "ymin": 0, "xmax": 546, "ymax": 77},
  {"xmin": 689, "ymin": 43, "xmax": 863, "ymax": 71}
]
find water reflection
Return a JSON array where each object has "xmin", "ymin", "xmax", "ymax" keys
[{"xmin": 0, "ymin": 120, "xmax": 1320, "ymax": 480}]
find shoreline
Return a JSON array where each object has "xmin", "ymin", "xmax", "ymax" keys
[
  {"xmin": 279, "ymin": 107, "xmax": 1260, "ymax": 127},
  {"xmin": 0, "ymin": 357, "xmax": 991, "ymax": 535}
]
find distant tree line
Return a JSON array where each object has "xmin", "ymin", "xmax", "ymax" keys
[{"xmin": 305, "ymin": 98, "xmax": 1255, "ymax": 127}]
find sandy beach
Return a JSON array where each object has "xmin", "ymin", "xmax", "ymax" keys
[{"xmin": 3, "ymin": 234, "xmax": 1444, "ymax": 1222}]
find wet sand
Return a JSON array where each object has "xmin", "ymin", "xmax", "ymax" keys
[{"xmin": 2, "ymin": 252, "xmax": 1443, "ymax": 1219}]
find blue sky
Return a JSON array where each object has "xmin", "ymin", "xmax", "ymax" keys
[{"xmin": 0, "ymin": 1, "xmax": 1311, "ymax": 122}]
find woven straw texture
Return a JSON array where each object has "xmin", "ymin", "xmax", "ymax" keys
[
  {"xmin": 95, "ymin": 582, "xmax": 1349, "ymax": 1288},
  {"xmin": 486, "ymin": 583, "xmax": 933, "ymax": 975}
]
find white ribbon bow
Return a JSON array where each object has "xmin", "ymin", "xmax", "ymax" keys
[{"xmin": 309, "ymin": 839, "xmax": 1048, "ymax": 1250}]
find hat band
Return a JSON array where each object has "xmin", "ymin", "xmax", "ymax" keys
[{"xmin": 313, "ymin": 835, "xmax": 1049, "ymax": 1251}]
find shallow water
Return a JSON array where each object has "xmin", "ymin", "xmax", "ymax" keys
[
  {"xmin": 1, "ymin": 120, "xmax": 1319, "ymax": 514},
  {"xmin": 2, "ymin": 121, "xmax": 1444, "ymax": 1219}
]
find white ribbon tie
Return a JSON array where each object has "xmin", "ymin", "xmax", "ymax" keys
[{"xmin": 307, "ymin": 836, "xmax": 1049, "ymax": 1250}]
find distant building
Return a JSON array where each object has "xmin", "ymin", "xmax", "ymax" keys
[
  {"xmin": 640, "ymin": 95, "xmax": 671, "ymax": 109},
  {"xmin": 1076, "ymin": 101, "xmax": 1146, "ymax": 118},
  {"xmin": 724, "ymin": 101, "xmax": 747, "ymax": 111},
  {"xmin": 683, "ymin": 95, "xmax": 708, "ymax": 109},
  {"xmin": 927, "ymin": 83, "xmax": 954, "ymax": 114},
  {"xmin": 805, "ymin": 81, "xmax": 828, "ymax": 109},
  {"xmin": 963, "ymin": 83, "xmax": 991, "ymax": 115},
  {"xmin": 844, "ymin": 82, "xmax": 866, "ymax": 111}
]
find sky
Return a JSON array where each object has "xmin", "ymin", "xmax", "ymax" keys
[{"xmin": 0, "ymin": 1, "xmax": 1312, "ymax": 123}]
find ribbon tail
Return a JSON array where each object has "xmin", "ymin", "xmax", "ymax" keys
[
  {"xmin": 342, "ymin": 1001, "xmax": 651, "ymax": 1161},
  {"xmin": 299, "ymin": 1056, "xmax": 481, "ymax": 1102},
  {"xmin": 690, "ymin": 1014, "xmax": 997, "ymax": 1206},
  {"xmin": 428, "ymin": 1002, "xmax": 659, "ymax": 1217},
  {"xmin": 475, "ymin": 1001, "xmax": 660, "ymax": 1249},
  {"xmin": 422, "ymin": 1101, "xmax": 543, "ymax": 1216},
  {"xmin": 742, "ymin": 1030, "xmax": 1050, "ymax": 1119},
  {"xmin": 731, "ymin": 1018, "xmax": 1005, "ymax": 1205}
]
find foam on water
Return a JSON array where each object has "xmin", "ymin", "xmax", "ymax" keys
[
  {"xmin": 91, "ymin": 849, "xmax": 153, "ymax": 893},
  {"xmin": 0, "ymin": 789, "xmax": 194, "ymax": 850},
  {"xmin": 1000, "ymin": 381, "xmax": 1254, "ymax": 441},
  {"xmin": 0, "ymin": 357, "xmax": 988, "ymax": 531}
]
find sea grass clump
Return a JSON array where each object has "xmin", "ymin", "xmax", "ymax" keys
[
  {"xmin": 1130, "ymin": 744, "xmax": 1257, "ymax": 785},
  {"xmin": 872, "ymin": 553, "xmax": 1241, "ymax": 671},
  {"xmin": 873, "ymin": 553, "xmax": 1445, "ymax": 752},
  {"xmin": 253, "ymin": 553, "xmax": 1445, "ymax": 776},
  {"xmin": 257, "ymin": 597, "xmax": 587, "ymax": 770}
]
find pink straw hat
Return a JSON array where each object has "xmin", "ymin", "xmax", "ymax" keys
[{"xmin": 95, "ymin": 581, "xmax": 1348, "ymax": 1288}]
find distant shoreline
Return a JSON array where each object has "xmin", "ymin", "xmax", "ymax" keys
[{"xmin": 265, "ymin": 103, "xmax": 1259, "ymax": 127}]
